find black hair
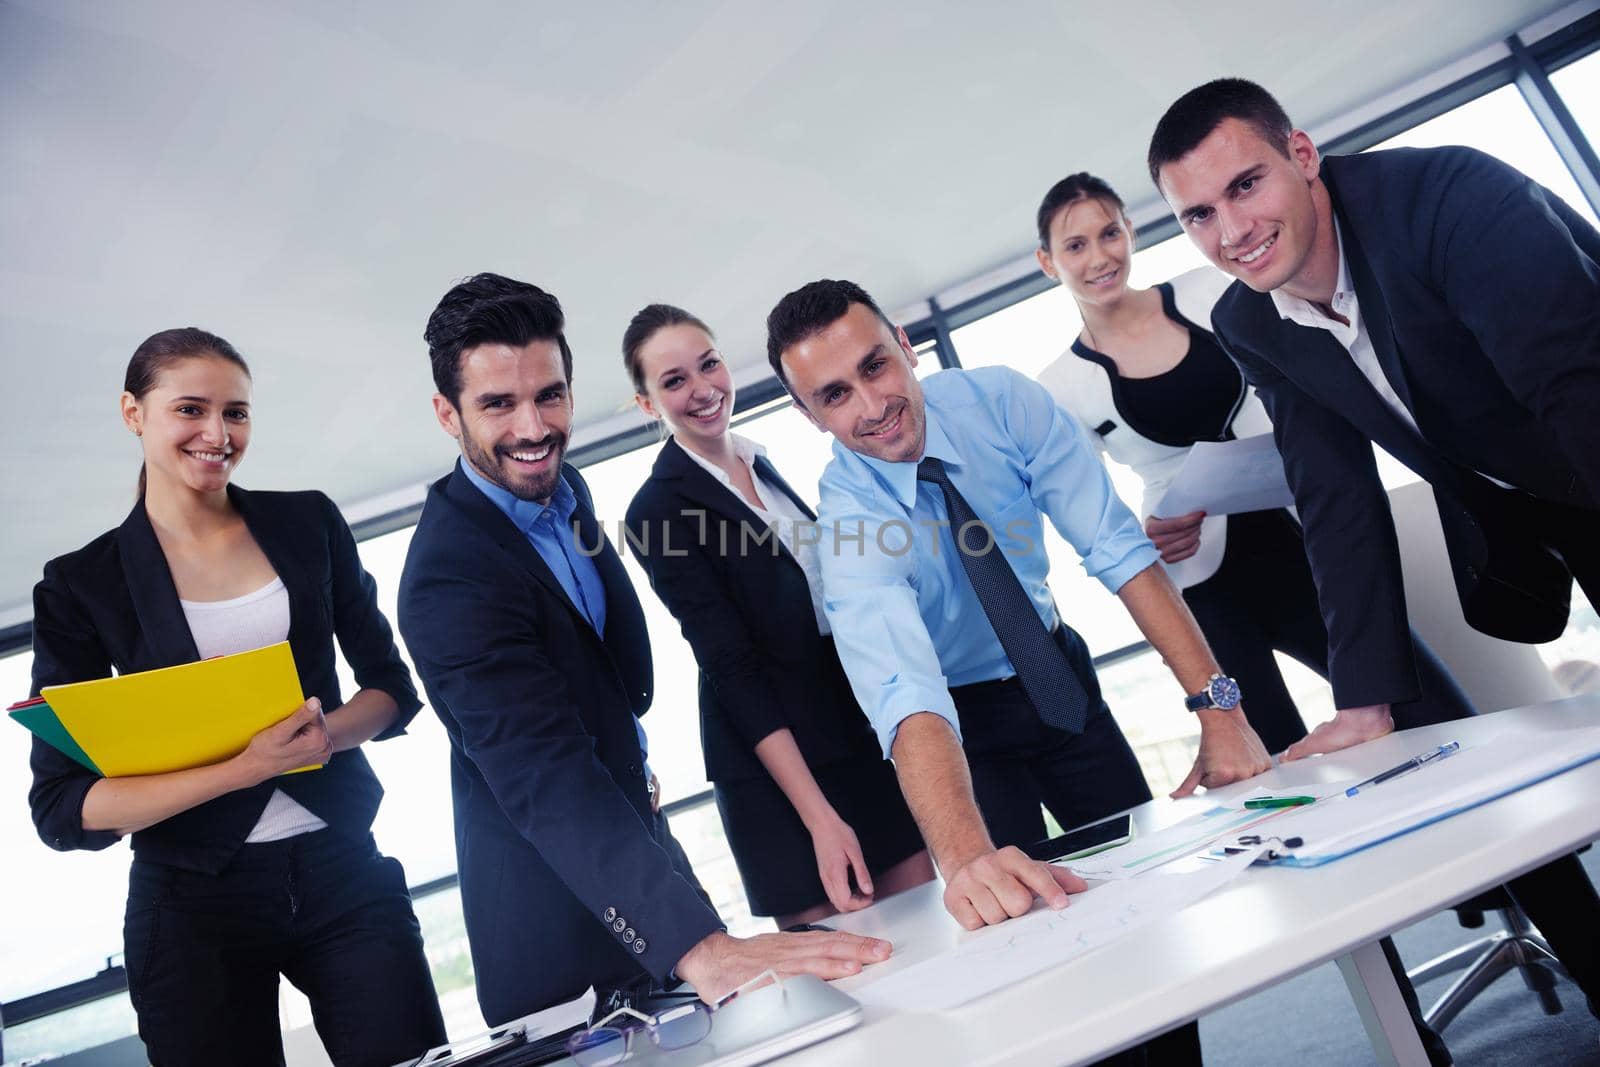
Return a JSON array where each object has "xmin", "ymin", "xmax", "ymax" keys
[
  {"xmin": 621, "ymin": 304, "xmax": 715, "ymax": 394},
  {"xmin": 765, "ymin": 279, "xmax": 894, "ymax": 390},
  {"xmin": 1147, "ymin": 78, "xmax": 1294, "ymax": 186},
  {"xmin": 423, "ymin": 273, "xmax": 574, "ymax": 406},
  {"xmin": 125, "ymin": 327, "xmax": 251, "ymax": 497},
  {"xmin": 1035, "ymin": 172, "xmax": 1126, "ymax": 250}
]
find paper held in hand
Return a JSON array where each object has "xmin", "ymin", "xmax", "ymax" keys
[{"xmin": 1155, "ymin": 432, "xmax": 1295, "ymax": 518}]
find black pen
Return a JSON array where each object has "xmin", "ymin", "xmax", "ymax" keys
[{"xmin": 1345, "ymin": 741, "xmax": 1460, "ymax": 797}]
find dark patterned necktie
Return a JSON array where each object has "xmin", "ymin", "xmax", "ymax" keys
[{"xmin": 916, "ymin": 456, "xmax": 1088, "ymax": 733}]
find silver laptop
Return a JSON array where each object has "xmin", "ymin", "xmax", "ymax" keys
[{"xmin": 561, "ymin": 975, "xmax": 862, "ymax": 1067}]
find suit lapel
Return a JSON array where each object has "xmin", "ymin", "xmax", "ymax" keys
[
  {"xmin": 576, "ymin": 489, "xmax": 652, "ymax": 706},
  {"xmin": 753, "ymin": 454, "xmax": 817, "ymax": 521},
  {"xmin": 116, "ymin": 499, "xmax": 201, "ymax": 668},
  {"xmin": 441, "ymin": 465, "xmax": 589, "ymax": 626},
  {"xmin": 228, "ymin": 486, "xmax": 320, "ymax": 649},
  {"xmin": 656, "ymin": 437, "xmax": 807, "ymax": 566},
  {"xmin": 1325, "ymin": 164, "xmax": 1419, "ymax": 417}
]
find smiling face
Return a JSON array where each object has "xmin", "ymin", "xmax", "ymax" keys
[
  {"xmin": 633, "ymin": 323, "xmax": 735, "ymax": 450},
  {"xmin": 433, "ymin": 339, "xmax": 572, "ymax": 503},
  {"xmin": 1156, "ymin": 117, "xmax": 1332, "ymax": 301},
  {"xmin": 1035, "ymin": 197, "xmax": 1135, "ymax": 307},
  {"xmin": 780, "ymin": 302, "xmax": 926, "ymax": 464},
  {"xmin": 122, "ymin": 354, "xmax": 252, "ymax": 497}
]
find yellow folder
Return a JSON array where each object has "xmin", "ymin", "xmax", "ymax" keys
[{"xmin": 41, "ymin": 641, "xmax": 317, "ymax": 777}]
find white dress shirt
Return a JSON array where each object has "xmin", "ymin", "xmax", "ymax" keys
[
  {"xmin": 677, "ymin": 433, "xmax": 831, "ymax": 635},
  {"xmin": 180, "ymin": 577, "xmax": 330, "ymax": 843},
  {"xmin": 1269, "ymin": 223, "xmax": 1515, "ymax": 490},
  {"xmin": 1268, "ymin": 222, "xmax": 1424, "ymax": 436}
]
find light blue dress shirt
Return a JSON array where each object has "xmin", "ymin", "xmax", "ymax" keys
[
  {"xmin": 816, "ymin": 367, "xmax": 1160, "ymax": 756},
  {"xmin": 459, "ymin": 460, "xmax": 656, "ymax": 766}
]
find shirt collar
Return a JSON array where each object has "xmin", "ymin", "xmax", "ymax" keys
[
  {"xmin": 857, "ymin": 403, "xmax": 960, "ymax": 510},
  {"xmin": 458, "ymin": 456, "xmax": 576, "ymax": 534},
  {"xmin": 676, "ymin": 433, "xmax": 766, "ymax": 490},
  {"xmin": 1269, "ymin": 216, "xmax": 1354, "ymax": 326}
]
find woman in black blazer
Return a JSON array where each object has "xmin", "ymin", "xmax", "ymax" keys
[
  {"xmin": 622, "ymin": 305, "xmax": 932, "ymax": 929},
  {"xmin": 27, "ymin": 328, "xmax": 445, "ymax": 1067}
]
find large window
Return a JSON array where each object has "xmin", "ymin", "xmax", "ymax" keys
[
  {"xmin": 8, "ymin": 21, "xmax": 1600, "ymax": 1061},
  {"xmin": 1550, "ymin": 48, "xmax": 1600, "ymax": 153}
]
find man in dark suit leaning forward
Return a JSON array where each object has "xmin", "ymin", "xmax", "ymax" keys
[
  {"xmin": 399, "ymin": 273, "xmax": 888, "ymax": 1025},
  {"xmin": 1148, "ymin": 77, "xmax": 1600, "ymax": 1017}
]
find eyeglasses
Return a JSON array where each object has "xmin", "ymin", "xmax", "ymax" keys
[{"xmin": 565, "ymin": 970, "xmax": 783, "ymax": 1066}]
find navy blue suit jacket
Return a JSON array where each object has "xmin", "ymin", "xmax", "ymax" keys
[
  {"xmin": 28, "ymin": 486, "xmax": 419, "ymax": 874},
  {"xmin": 624, "ymin": 438, "xmax": 883, "ymax": 783},
  {"xmin": 1212, "ymin": 146, "xmax": 1600, "ymax": 707},
  {"xmin": 398, "ymin": 461, "xmax": 721, "ymax": 1024}
]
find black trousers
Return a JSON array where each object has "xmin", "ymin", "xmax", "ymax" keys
[
  {"xmin": 123, "ymin": 828, "xmax": 446, "ymax": 1067},
  {"xmin": 951, "ymin": 625, "xmax": 1200, "ymax": 1067},
  {"xmin": 1183, "ymin": 506, "xmax": 1600, "ymax": 1043}
]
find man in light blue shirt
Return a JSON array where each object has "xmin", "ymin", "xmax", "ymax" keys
[{"xmin": 766, "ymin": 279, "xmax": 1271, "ymax": 933}]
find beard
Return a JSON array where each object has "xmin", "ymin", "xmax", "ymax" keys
[{"xmin": 460, "ymin": 425, "xmax": 569, "ymax": 503}]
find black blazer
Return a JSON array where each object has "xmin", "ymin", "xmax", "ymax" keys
[
  {"xmin": 1212, "ymin": 146, "xmax": 1600, "ymax": 707},
  {"xmin": 398, "ymin": 462, "xmax": 722, "ymax": 1024},
  {"xmin": 625, "ymin": 438, "xmax": 883, "ymax": 783},
  {"xmin": 28, "ymin": 486, "xmax": 421, "ymax": 875}
]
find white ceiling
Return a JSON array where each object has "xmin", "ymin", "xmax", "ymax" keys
[{"xmin": 0, "ymin": 0, "xmax": 1584, "ymax": 625}]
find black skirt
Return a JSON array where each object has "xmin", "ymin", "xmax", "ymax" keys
[{"xmin": 714, "ymin": 755, "xmax": 925, "ymax": 918}]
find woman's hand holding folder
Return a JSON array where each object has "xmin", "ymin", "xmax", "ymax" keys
[
  {"xmin": 80, "ymin": 696, "xmax": 331, "ymax": 838},
  {"xmin": 236, "ymin": 697, "xmax": 334, "ymax": 781}
]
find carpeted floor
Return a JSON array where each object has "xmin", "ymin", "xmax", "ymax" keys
[{"xmin": 1198, "ymin": 849, "xmax": 1600, "ymax": 1065}]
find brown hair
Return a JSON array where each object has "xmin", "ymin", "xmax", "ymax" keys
[
  {"xmin": 621, "ymin": 304, "xmax": 714, "ymax": 394},
  {"xmin": 1035, "ymin": 172, "xmax": 1126, "ymax": 250},
  {"xmin": 125, "ymin": 327, "xmax": 251, "ymax": 496}
]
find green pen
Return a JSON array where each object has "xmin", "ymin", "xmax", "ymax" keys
[{"xmin": 1243, "ymin": 795, "xmax": 1316, "ymax": 809}]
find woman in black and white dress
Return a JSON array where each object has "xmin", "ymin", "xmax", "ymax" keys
[
  {"xmin": 622, "ymin": 304, "xmax": 932, "ymax": 930},
  {"xmin": 1032, "ymin": 172, "xmax": 1471, "ymax": 756}
]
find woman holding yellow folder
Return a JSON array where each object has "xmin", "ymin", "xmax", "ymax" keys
[{"xmin": 26, "ymin": 328, "xmax": 446, "ymax": 1067}]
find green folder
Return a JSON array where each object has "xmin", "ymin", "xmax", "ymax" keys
[{"xmin": 9, "ymin": 700, "xmax": 102, "ymax": 774}]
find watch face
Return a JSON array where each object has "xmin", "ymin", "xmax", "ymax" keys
[{"xmin": 1209, "ymin": 675, "xmax": 1242, "ymax": 709}]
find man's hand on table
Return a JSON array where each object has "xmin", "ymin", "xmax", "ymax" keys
[
  {"xmin": 1282, "ymin": 704, "xmax": 1395, "ymax": 762},
  {"xmin": 942, "ymin": 844, "xmax": 1088, "ymax": 931},
  {"xmin": 1171, "ymin": 707, "xmax": 1272, "ymax": 797},
  {"xmin": 673, "ymin": 928, "xmax": 891, "ymax": 1004}
]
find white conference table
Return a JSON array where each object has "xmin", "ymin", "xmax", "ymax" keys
[{"xmin": 780, "ymin": 695, "xmax": 1600, "ymax": 1067}]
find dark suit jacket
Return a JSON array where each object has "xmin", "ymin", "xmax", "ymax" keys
[
  {"xmin": 28, "ymin": 486, "xmax": 420, "ymax": 874},
  {"xmin": 1212, "ymin": 146, "xmax": 1600, "ymax": 707},
  {"xmin": 398, "ymin": 461, "xmax": 722, "ymax": 1024},
  {"xmin": 624, "ymin": 438, "xmax": 883, "ymax": 783}
]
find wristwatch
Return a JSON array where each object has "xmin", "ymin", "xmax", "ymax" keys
[{"xmin": 1184, "ymin": 673, "xmax": 1242, "ymax": 711}]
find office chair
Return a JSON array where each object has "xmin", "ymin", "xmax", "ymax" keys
[{"xmin": 1407, "ymin": 887, "xmax": 1569, "ymax": 1030}]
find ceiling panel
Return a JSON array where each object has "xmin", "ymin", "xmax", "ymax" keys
[{"xmin": 0, "ymin": 0, "xmax": 1579, "ymax": 623}]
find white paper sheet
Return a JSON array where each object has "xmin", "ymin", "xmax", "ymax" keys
[
  {"xmin": 1155, "ymin": 433, "xmax": 1293, "ymax": 517},
  {"xmin": 853, "ymin": 847, "xmax": 1265, "ymax": 1011}
]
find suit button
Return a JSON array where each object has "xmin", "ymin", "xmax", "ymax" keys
[
  {"xmin": 604, "ymin": 907, "xmax": 617, "ymax": 924},
  {"xmin": 613, "ymin": 917, "xmax": 626, "ymax": 933},
  {"xmin": 623, "ymin": 928, "xmax": 636, "ymax": 943},
  {"xmin": 627, "ymin": 762, "xmax": 642, "ymax": 777},
  {"xmin": 633, "ymin": 939, "xmax": 647, "ymax": 955}
]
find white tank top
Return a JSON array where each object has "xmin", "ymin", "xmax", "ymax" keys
[{"xmin": 179, "ymin": 578, "xmax": 329, "ymax": 843}]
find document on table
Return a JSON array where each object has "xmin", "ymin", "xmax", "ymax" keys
[
  {"xmin": 1155, "ymin": 433, "xmax": 1293, "ymax": 517},
  {"xmin": 1263, "ymin": 725, "xmax": 1600, "ymax": 867},
  {"xmin": 1062, "ymin": 788, "xmax": 1341, "ymax": 880},
  {"xmin": 854, "ymin": 846, "xmax": 1266, "ymax": 1011}
]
